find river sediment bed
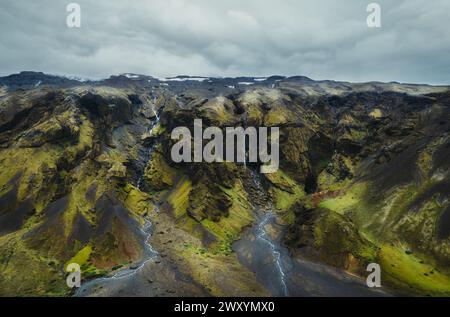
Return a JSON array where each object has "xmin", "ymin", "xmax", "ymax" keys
[
  {"xmin": 233, "ymin": 212, "xmax": 390, "ymax": 297},
  {"xmin": 0, "ymin": 72, "xmax": 449, "ymax": 296}
]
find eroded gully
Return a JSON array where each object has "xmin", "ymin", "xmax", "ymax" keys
[
  {"xmin": 75, "ymin": 107, "xmax": 161, "ymax": 296},
  {"xmin": 232, "ymin": 169, "xmax": 391, "ymax": 297}
]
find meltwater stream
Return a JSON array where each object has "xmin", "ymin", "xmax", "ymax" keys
[
  {"xmin": 108, "ymin": 213, "xmax": 159, "ymax": 280},
  {"xmin": 255, "ymin": 213, "xmax": 288, "ymax": 296},
  {"xmin": 136, "ymin": 113, "xmax": 160, "ymax": 189},
  {"xmin": 233, "ymin": 209, "xmax": 292, "ymax": 297},
  {"xmin": 233, "ymin": 168, "xmax": 391, "ymax": 297},
  {"xmin": 75, "ymin": 106, "xmax": 162, "ymax": 296},
  {"xmin": 232, "ymin": 168, "xmax": 290, "ymax": 296},
  {"xmin": 74, "ymin": 208, "xmax": 159, "ymax": 296},
  {"xmin": 233, "ymin": 206, "xmax": 391, "ymax": 297}
]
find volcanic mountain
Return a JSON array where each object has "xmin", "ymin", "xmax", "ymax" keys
[{"xmin": 0, "ymin": 72, "xmax": 449, "ymax": 296}]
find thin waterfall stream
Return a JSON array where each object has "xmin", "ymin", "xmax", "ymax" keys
[
  {"xmin": 233, "ymin": 168, "xmax": 390, "ymax": 297},
  {"xmin": 233, "ymin": 168, "xmax": 290, "ymax": 296},
  {"xmin": 136, "ymin": 113, "xmax": 161, "ymax": 189},
  {"xmin": 75, "ymin": 98, "xmax": 391, "ymax": 297},
  {"xmin": 75, "ymin": 103, "xmax": 162, "ymax": 296}
]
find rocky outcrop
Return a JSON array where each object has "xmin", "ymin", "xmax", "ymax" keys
[
  {"xmin": 0, "ymin": 72, "xmax": 449, "ymax": 296},
  {"xmin": 285, "ymin": 203, "xmax": 378, "ymax": 276}
]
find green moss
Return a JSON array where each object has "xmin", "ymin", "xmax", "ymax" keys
[
  {"xmin": 167, "ymin": 176, "xmax": 192, "ymax": 219},
  {"xmin": 201, "ymin": 180, "xmax": 254, "ymax": 249},
  {"xmin": 144, "ymin": 150, "xmax": 177, "ymax": 191},
  {"xmin": 343, "ymin": 128, "xmax": 367, "ymax": 142},
  {"xmin": 68, "ymin": 169, "xmax": 98, "ymax": 224},
  {"xmin": 0, "ymin": 234, "xmax": 68, "ymax": 296},
  {"xmin": 96, "ymin": 148, "xmax": 128, "ymax": 167},
  {"xmin": 64, "ymin": 245, "xmax": 92, "ymax": 271},
  {"xmin": 273, "ymin": 188, "xmax": 297, "ymax": 211},
  {"xmin": 417, "ymin": 149, "xmax": 433, "ymax": 178},
  {"xmin": 316, "ymin": 178, "xmax": 450, "ymax": 294},
  {"xmin": 318, "ymin": 187, "xmax": 361, "ymax": 213},
  {"xmin": 264, "ymin": 106, "xmax": 294, "ymax": 126},
  {"xmin": 0, "ymin": 146, "xmax": 61, "ymax": 203},
  {"xmin": 369, "ymin": 109, "xmax": 383, "ymax": 119},
  {"xmin": 266, "ymin": 169, "xmax": 305, "ymax": 212},
  {"xmin": 198, "ymin": 97, "xmax": 236, "ymax": 126},
  {"xmin": 151, "ymin": 122, "xmax": 165, "ymax": 137},
  {"xmin": 123, "ymin": 183, "xmax": 153, "ymax": 217},
  {"xmin": 63, "ymin": 116, "xmax": 94, "ymax": 163},
  {"xmin": 416, "ymin": 137, "xmax": 445, "ymax": 179},
  {"xmin": 317, "ymin": 155, "xmax": 354, "ymax": 191},
  {"xmin": 317, "ymin": 182, "xmax": 377, "ymax": 232},
  {"xmin": 379, "ymin": 183, "xmax": 428, "ymax": 235},
  {"xmin": 380, "ymin": 244, "xmax": 450, "ymax": 296},
  {"xmin": 246, "ymin": 104, "xmax": 264, "ymax": 126},
  {"xmin": 177, "ymin": 245, "xmax": 268, "ymax": 297},
  {"xmin": 313, "ymin": 209, "xmax": 378, "ymax": 272}
]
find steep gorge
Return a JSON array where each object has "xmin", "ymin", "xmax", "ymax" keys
[{"xmin": 0, "ymin": 73, "xmax": 449, "ymax": 296}]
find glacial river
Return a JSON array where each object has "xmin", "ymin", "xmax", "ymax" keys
[{"xmin": 233, "ymin": 210, "xmax": 391, "ymax": 297}]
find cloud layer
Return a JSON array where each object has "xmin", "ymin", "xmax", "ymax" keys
[{"xmin": 0, "ymin": 0, "xmax": 449, "ymax": 84}]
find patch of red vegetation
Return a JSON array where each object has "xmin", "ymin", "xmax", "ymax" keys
[{"xmin": 310, "ymin": 190, "xmax": 341, "ymax": 207}]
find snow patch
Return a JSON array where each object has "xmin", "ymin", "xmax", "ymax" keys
[
  {"xmin": 124, "ymin": 74, "xmax": 140, "ymax": 79},
  {"xmin": 159, "ymin": 77, "xmax": 209, "ymax": 82},
  {"xmin": 66, "ymin": 75, "xmax": 90, "ymax": 82}
]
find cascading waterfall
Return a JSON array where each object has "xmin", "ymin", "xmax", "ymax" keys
[
  {"xmin": 250, "ymin": 168, "xmax": 263, "ymax": 193},
  {"xmin": 136, "ymin": 112, "xmax": 161, "ymax": 189},
  {"xmin": 127, "ymin": 99, "xmax": 165, "ymax": 274},
  {"xmin": 125, "ymin": 102, "xmax": 164, "ymax": 276},
  {"xmin": 243, "ymin": 139, "xmax": 247, "ymax": 167},
  {"xmin": 248, "ymin": 167, "xmax": 289, "ymax": 296},
  {"xmin": 75, "ymin": 98, "xmax": 163, "ymax": 295}
]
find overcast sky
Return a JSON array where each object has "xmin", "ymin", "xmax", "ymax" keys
[{"xmin": 0, "ymin": 0, "xmax": 449, "ymax": 84}]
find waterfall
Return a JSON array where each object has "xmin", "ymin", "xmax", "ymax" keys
[
  {"xmin": 136, "ymin": 112, "xmax": 161, "ymax": 189},
  {"xmin": 248, "ymin": 168, "xmax": 289, "ymax": 296}
]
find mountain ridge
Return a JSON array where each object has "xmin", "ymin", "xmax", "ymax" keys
[{"xmin": 0, "ymin": 71, "xmax": 448, "ymax": 296}]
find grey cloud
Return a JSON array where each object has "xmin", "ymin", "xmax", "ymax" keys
[{"xmin": 0, "ymin": 0, "xmax": 449, "ymax": 84}]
